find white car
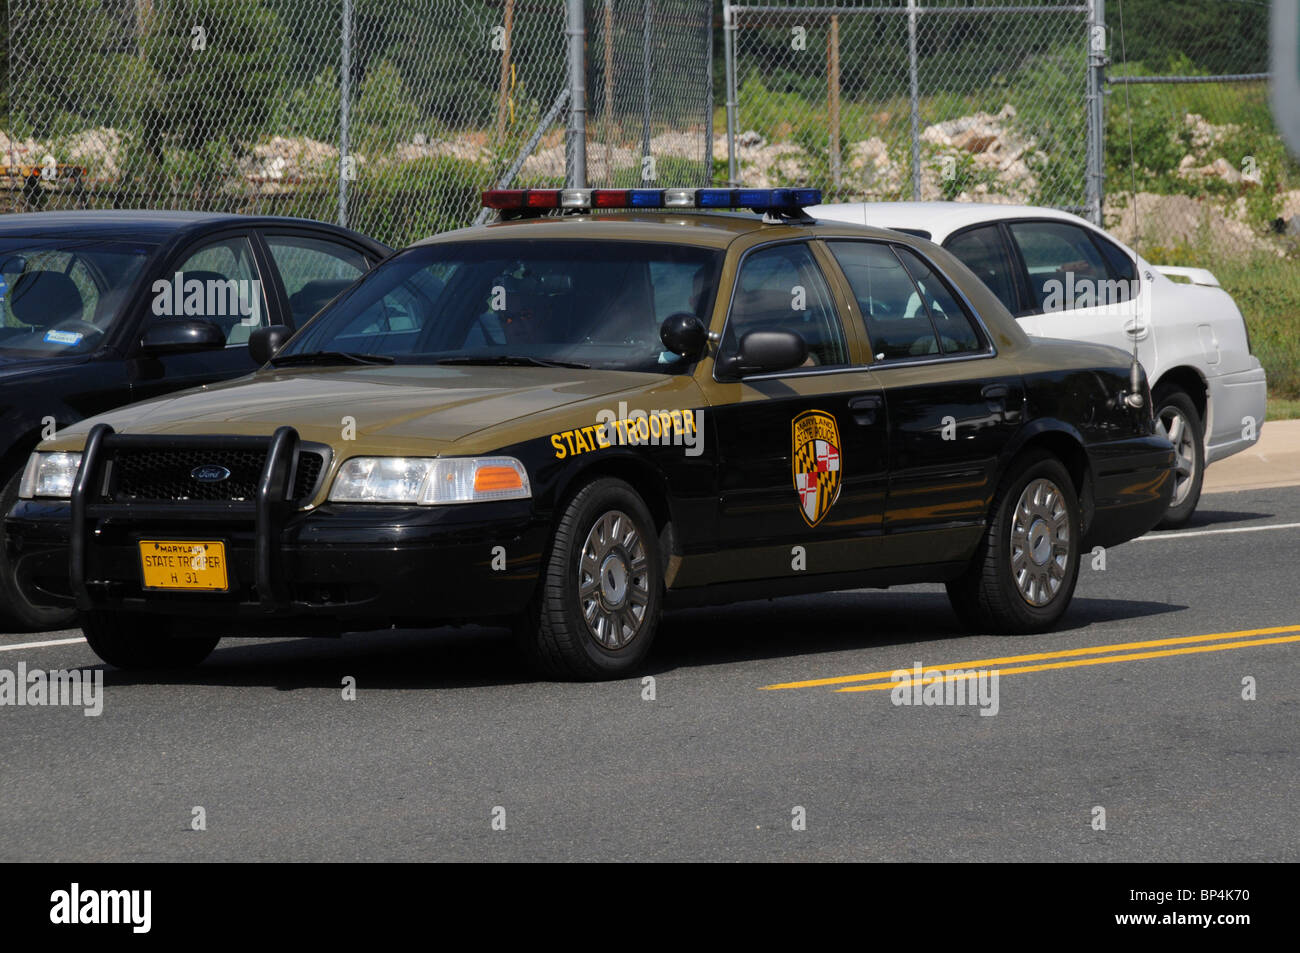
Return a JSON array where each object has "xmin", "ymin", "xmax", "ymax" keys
[{"xmin": 810, "ymin": 202, "xmax": 1268, "ymax": 527}]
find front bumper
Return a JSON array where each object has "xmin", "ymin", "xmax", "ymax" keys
[
  {"xmin": 1082, "ymin": 434, "xmax": 1176, "ymax": 548},
  {"xmin": 7, "ymin": 424, "xmax": 546, "ymax": 627}
]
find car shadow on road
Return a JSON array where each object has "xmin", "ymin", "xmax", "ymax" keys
[
  {"xmin": 645, "ymin": 590, "xmax": 1186, "ymax": 674},
  {"xmin": 1175, "ymin": 507, "xmax": 1274, "ymax": 530},
  {"xmin": 93, "ymin": 590, "xmax": 1186, "ymax": 691}
]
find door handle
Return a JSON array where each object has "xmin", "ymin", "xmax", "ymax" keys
[
  {"xmin": 848, "ymin": 393, "xmax": 883, "ymax": 425},
  {"xmin": 981, "ymin": 384, "xmax": 1008, "ymax": 401},
  {"xmin": 1124, "ymin": 320, "xmax": 1149, "ymax": 341}
]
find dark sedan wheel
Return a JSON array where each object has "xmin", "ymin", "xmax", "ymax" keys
[
  {"xmin": 517, "ymin": 477, "xmax": 662, "ymax": 680},
  {"xmin": 81, "ymin": 611, "xmax": 220, "ymax": 670},
  {"xmin": 946, "ymin": 450, "xmax": 1081, "ymax": 634},
  {"xmin": 1153, "ymin": 387, "xmax": 1204, "ymax": 530},
  {"xmin": 0, "ymin": 469, "xmax": 77, "ymax": 632}
]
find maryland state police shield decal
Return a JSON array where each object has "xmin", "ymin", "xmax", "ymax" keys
[{"xmin": 792, "ymin": 410, "xmax": 842, "ymax": 526}]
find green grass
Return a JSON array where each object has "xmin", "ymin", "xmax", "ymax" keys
[
  {"xmin": 1267, "ymin": 397, "xmax": 1300, "ymax": 421},
  {"xmin": 1198, "ymin": 254, "xmax": 1300, "ymax": 403}
]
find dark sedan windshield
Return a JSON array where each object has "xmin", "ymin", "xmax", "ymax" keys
[
  {"xmin": 0, "ymin": 237, "xmax": 155, "ymax": 355},
  {"xmin": 283, "ymin": 238, "xmax": 722, "ymax": 374}
]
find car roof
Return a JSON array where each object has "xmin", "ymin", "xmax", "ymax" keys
[
  {"xmin": 809, "ymin": 201, "xmax": 1095, "ymax": 242},
  {"xmin": 414, "ymin": 210, "xmax": 907, "ymax": 251},
  {"xmin": 0, "ymin": 209, "xmax": 377, "ymax": 244}
]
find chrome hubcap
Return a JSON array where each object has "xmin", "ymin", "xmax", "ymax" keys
[
  {"xmin": 578, "ymin": 510, "xmax": 649, "ymax": 649},
  {"xmin": 1156, "ymin": 405, "xmax": 1197, "ymax": 507},
  {"xmin": 1010, "ymin": 478, "xmax": 1071, "ymax": 607}
]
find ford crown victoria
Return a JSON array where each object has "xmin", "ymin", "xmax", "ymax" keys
[{"xmin": 6, "ymin": 189, "xmax": 1175, "ymax": 679}]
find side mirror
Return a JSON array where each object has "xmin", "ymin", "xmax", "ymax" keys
[
  {"xmin": 717, "ymin": 330, "xmax": 808, "ymax": 378},
  {"xmin": 250, "ymin": 325, "xmax": 294, "ymax": 365},
  {"xmin": 659, "ymin": 311, "xmax": 709, "ymax": 359},
  {"xmin": 139, "ymin": 319, "xmax": 225, "ymax": 355}
]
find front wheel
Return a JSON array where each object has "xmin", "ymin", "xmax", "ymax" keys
[
  {"xmin": 946, "ymin": 451, "xmax": 1081, "ymax": 634},
  {"xmin": 516, "ymin": 477, "xmax": 663, "ymax": 680},
  {"xmin": 81, "ymin": 611, "xmax": 220, "ymax": 669}
]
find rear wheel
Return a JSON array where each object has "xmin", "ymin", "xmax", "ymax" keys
[
  {"xmin": 81, "ymin": 611, "xmax": 220, "ymax": 670},
  {"xmin": 946, "ymin": 450, "xmax": 1081, "ymax": 634},
  {"xmin": 516, "ymin": 477, "xmax": 663, "ymax": 680},
  {"xmin": 0, "ymin": 468, "xmax": 77, "ymax": 632},
  {"xmin": 1153, "ymin": 387, "xmax": 1204, "ymax": 530}
]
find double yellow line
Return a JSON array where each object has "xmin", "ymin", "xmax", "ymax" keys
[{"xmin": 761, "ymin": 624, "xmax": 1300, "ymax": 693}]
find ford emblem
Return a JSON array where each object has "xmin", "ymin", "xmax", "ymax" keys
[{"xmin": 191, "ymin": 465, "xmax": 231, "ymax": 483}]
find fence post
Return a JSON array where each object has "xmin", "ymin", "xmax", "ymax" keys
[
  {"xmin": 908, "ymin": 0, "xmax": 921, "ymax": 200},
  {"xmin": 338, "ymin": 0, "xmax": 352, "ymax": 228},
  {"xmin": 724, "ymin": 3, "xmax": 738, "ymax": 187},
  {"xmin": 566, "ymin": 0, "xmax": 587, "ymax": 189},
  {"xmin": 642, "ymin": 0, "xmax": 654, "ymax": 178},
  {"xmin": 1086, "ymin": 0, "xmax": 1107, "ymax": 225},
  {"xmin": 828, "ymin": 14, "xmax": 841, "ymax": 195}
]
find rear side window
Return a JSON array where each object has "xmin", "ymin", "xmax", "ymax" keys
[
  {"xmin": 893, "ymin": 247, "xmax": 984, "ymax": 354},
  {"xmin": 944, "ymin": 225, "xmax": 1021, "ymax": 316},
  {"xmin": 265, "ymin": 234, "xmax": 368, "ymax": 326},
  {"xmin": 1008, "ymin": 220, "xmax": 1130, "ymax": 313},
  {"xmin": 826, "ymin": 241, "xmax": 940, "ymax": 361}
]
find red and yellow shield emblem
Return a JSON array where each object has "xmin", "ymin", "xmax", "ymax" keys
[{"xmin": 792, "ymin": 410, "xmax": 842, "ymax": 526}]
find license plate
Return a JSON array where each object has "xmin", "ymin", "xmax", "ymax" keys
[{"xmin": 138, "ymin": 540, "xmax": 228, "ymax": 592}]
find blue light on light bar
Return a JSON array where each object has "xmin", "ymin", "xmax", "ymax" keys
[{"xmin": 628, "ymin": 189, "xmax": 663, "ymax": 207}]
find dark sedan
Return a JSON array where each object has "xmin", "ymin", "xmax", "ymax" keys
[{"xmin": 0, "ymin": 211, "xmax": 390, "ymax": 630}]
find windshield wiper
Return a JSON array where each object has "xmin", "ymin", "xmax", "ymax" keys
[
  {"xmin": 270, "ymin": 350, "xmax": 395, "ymax": 367},
  {"xmin": 436, "ymin": 354, "xmax": 591, "ymax": 369}
]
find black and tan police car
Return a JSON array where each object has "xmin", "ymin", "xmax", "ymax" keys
[{"xmin": 6, "ymin": 188, "xmax": 1174, "ymax": 679}]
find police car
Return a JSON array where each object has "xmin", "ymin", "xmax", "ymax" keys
[{"xmin": 6, "ymin": 188, "xmax": 1175, "ymax": 679}]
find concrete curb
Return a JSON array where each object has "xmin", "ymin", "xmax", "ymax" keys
[{"xmin": 1203, "ymin": 418, "xmax": 1300, "ymax": 495}]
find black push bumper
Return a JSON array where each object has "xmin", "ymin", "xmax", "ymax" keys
[{"xmin": 8, "ymin": 424, "xmax": 546, "ymax": 627}]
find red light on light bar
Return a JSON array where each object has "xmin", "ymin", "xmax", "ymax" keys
[
  {"xmin": 482, "ymin": 190, "xmax": 526, "ymax": 209},
  {"xmin": 592, "ymin": 189, "xmax": 630, "ymax": 208},
  {"xmin": 524, "ymin": 190, "xmax": 560, "ymax": 209}
]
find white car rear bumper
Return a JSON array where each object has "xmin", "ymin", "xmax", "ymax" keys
[{"xmin": 1206, "ymin": 362, "xmax": 1267, "ymax": 465}]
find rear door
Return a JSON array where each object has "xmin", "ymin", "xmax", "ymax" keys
[
  {"xmin": 999, "ymin": 218, "xmax": 1151, "ymax": 367},
  {"xmin": 706, "ymin": 239, "xmax": 890, "ymax": 580},
  {"xmin": 825, "ymin": 238, "xmax": 1024, "ymax": 565}
]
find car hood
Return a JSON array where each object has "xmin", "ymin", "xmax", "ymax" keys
[
  {"xmin": 0, "ymin": 352, "xmax": 90, "ymax": 382},
  {"xmin": 47, "ymin": 364, "xmax": 672, "ymax": 453}
]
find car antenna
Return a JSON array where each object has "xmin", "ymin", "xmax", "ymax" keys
[{"xmin": 1116, "ymin": 0, "xmax": 1144, "ymax": 410}]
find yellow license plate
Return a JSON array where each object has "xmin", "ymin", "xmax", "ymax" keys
[{"xmin": 139, "ymin": 540, "xmax": 228, "ymax": 592}]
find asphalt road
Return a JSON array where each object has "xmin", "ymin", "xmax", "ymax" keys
[{"xmin": 1, "ymin": 486, "xmax": 1297, "ymax": 862}]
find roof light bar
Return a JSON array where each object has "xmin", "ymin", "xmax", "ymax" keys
[{"xmin": 481, "ymin": 187, "xmax": 823, "ymax": 215}]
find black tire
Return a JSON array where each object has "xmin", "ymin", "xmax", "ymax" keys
[
  {"xmin": 0, "ymin": 468, "xmax": 78, "ymax": 632},
  {"xmin": 946, "ymin": 450, "xmax": 1081, "ymax": 634},
  {"xmin": 81, "ymin": 611, "xmax": 220, "ymax": 670},
  {"xmin": 516, "ymin": 477, "xmax": 663, "ymax": 680},
  {"xmin": 1153, "ymin": 387, "xmax": 1204, "ymax": 530}
]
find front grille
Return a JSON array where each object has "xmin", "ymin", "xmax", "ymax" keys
[{"xmin": 109, "ymin": 447, "xmax": 327, "ymax": 503}]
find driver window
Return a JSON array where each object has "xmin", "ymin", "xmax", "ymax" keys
[
  {"xmin": 719, "ymin": 243, "xmax": 847, "ymax": 369},
  {"xmin": 154, "ymin": 236, "xmax": 269, "ymax": 346}
]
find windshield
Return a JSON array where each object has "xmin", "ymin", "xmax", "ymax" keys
[
  {"xmin": 0, "ymin": 237, "xmax": 155, "ymax": 356},
  {"xmin": 283, "ymin": 238, "xmax": 722, "ymax": 374}
]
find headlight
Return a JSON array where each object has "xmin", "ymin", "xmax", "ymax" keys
[
  {"xmin": 328, "ymin": 456, "xmax": 531, "ymax": 504},
  {"xmin": 18, "ymin": 451, "xmax": 83, "ymax": 500}
]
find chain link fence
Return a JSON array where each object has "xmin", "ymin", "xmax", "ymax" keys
[
  {"xmin": 724, "ymin": 0, "xmax": 1096, "ymax": 213},
  {"xmin": 2, "ymin": 0, "xmax": 712, "ymax": 247}
]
